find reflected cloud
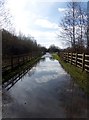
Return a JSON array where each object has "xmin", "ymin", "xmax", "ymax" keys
[
  {"xmin": 35, "ymin": 74, "xmax": 58, "ymax": 83},
  {"xmin": 36, "ymin": 66, "xmax": 67, "ymax": 75},
  {"xmin": 34, "ymin": 72, "xmax": 67, "ymax": 83}
]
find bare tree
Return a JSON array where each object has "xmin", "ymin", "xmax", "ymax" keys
[
  {"xmin": 87, "ymin": 1, "xmax": 89, "ymax": 49},
  {"xmin": 59, "ymin": 1, "xmax": 87, "ymax": 52},
  {"xmin": 76, "ymin": 3, "xmax": 87, "ymax": 49},
  {"xmin": 0, "ymin": 0, "xmax": 13, "ymax": 30},
  {"xmin": 60, "ymin": 2, "xmax": 79, "ymax": 49}
]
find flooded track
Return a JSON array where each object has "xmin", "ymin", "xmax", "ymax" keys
[{"xmin": 2, "ymin": 53, "xmax": 89, "ymax": 118}]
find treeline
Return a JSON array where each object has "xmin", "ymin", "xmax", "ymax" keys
[
  {"xmin": 2, "ymin": 29, "xmax": 46, "ymax": 56},
  {"xmin": 47, "ymin": 45, "xmax": 61, "ymax": 53}
]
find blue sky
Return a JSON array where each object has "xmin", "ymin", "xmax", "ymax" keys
[{"xmin": 6, "ymin": 0, "xmax": 88, "ymax": 48}]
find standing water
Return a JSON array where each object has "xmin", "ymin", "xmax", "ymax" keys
[{"xmin": 2, "ymin": 53, "xmax": 89, "ymax": 118}]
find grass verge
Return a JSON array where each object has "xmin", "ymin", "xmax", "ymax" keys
[{"xmin": 52, "ymin": 53, "xmax": 89, "ymax": 93}]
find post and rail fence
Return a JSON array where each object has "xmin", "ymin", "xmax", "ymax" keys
[
  {"xmin": 59, "ymin": 52, "xmax": 89, "ymax": 73},
  {"xmin": 2, "ymin": 52, "xmax": 42, "ymax": 73}
]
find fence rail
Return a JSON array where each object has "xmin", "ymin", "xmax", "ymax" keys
[
  {"xmin": 2, "ymin": 52, "xmax": 41, "ymax": 73},
  {"xmin": 59, "ymin": 52, "xmax": 89, "ymax": 72}
]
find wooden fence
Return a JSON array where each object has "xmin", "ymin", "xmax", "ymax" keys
[
  {"xmin": 59, "ymin": 52, "xmax": 89, "ymax": 72},
  {"xmin": 2, "ymin": 52, "xmax": 41, "ymax": 73}
]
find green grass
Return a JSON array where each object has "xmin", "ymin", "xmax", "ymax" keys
[
  {"xmin": 2, "ymin": 56, "xmax": 41, "ymax": 83},
  {"xmin": 52, "ymin": 53, "xmax": 89, "ymax": 93}
]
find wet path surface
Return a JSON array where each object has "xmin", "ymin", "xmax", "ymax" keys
[{"xmin": 2, "ymin": 53, "xmax": 89, "ymax": 118}]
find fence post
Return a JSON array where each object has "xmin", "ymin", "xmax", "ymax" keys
[
  {"xmin": 64, "ymin": 53, "xmax": 66, "ymax": 62},
  {"xmin": 75, "ymin": 53, "xmax": 78, "ymax": 66},
  {"xmin": 63, "ymin": 52, "xmax": 65, "ymax": 61},
  {"xmin": 82, "ymin": 53, "xmax": 85, "ymax": 71},
  {"xmin": 68, "ymin": 52, "xmax": 69, "ymax": 63},
  {"xmin": 65, "ymin": 52, "xmax": 67, "ymax": 61},
  {"xmin": 11, "ymin": 56, "xmax": 13, "ymax": 70},
  {"xmin": 65, "ymin": 52, "xmax": 66, "ymax": 61},
  {"xmin": 71, "ymin": 53, "xmax": 73, "ymax": 65}
]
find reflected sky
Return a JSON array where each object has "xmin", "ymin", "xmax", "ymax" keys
[
  {"xmin": 2, "ymin": 53, "xmax": 89, "ymax": 118},
  {"xmin": 21, "ymin": 54, "xmax": 68, "ymax": 85}
]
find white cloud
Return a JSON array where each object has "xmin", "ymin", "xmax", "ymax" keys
[
  {"xmin": 58, "ymin": 8, "xmax": 66, "ymax": 12},
  {"xmin": 27, "ymin": 28, "xmax": 65, "ymax": 48},
  {"xmin": 6, "ymin": 0, "xmax": 68, "ymax": 48},
  {"xmin": 35, "ymin": 19, "xmax": 58, "ymax": 29}
]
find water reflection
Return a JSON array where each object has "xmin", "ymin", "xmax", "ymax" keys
[
  {"xmin": 49, "ymin": 56, "xmax": 54, "ymax": 61},
  {"xmin": 40, "ymin": 57, "xmax": 45, "ymax": 62},
  {"xmin": 27, "ymin": 67, "xmax": 36, "ymax": 77},
  {"xmin": 57, "ymin": 78, "xmax": 88, "ymax": 118},
  {"xmin": 2, "ymin": 53, "xmax": 89, "ymax": 118},
  {"xmin": 3, "ymin": 53, "xmax": 52, "ymax": 90},
  {"xmin": 3, "ymin": 57, "xmax": 41, "ymax": 90}
]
